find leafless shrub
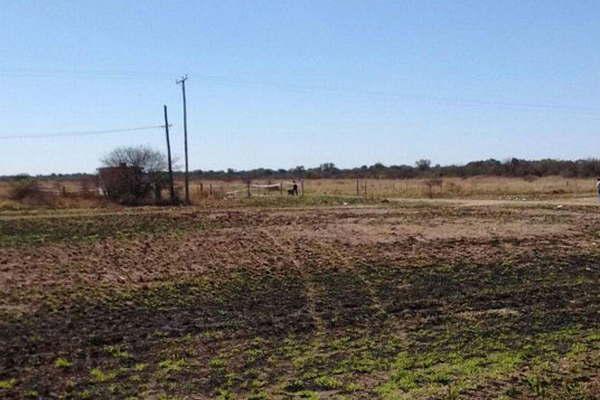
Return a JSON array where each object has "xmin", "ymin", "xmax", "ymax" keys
[
  {"xmin": 6, "ymin": 177, "xmax": 60, "ymax": 206},
  {"xmin": 101, "ymin": 145, "xmax": 167, "ymax": 172},
  {"xmin": 7, "ymin": 177, "xmax": 42, "ymax": 201},
  {"xmin": 422, "ymin": 178, "xmax": 443, "ymax": 198}
]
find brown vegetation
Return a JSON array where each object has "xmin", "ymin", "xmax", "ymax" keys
[
  {"xmin": 0, "ymin": 178, "xmax": 106, "ymax": 210},
  {"xmin": 186, "ymin": 175, "xmax": 595, "ymax": 202},
  {"xmin": 1, "ymin": 175, "xmax": 596, "ymax": 210}
]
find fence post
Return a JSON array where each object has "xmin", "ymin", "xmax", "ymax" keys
[
  {"xmin": 301, "ymin": 179, "xmax": 304, "ymax": 197},
  {"xmin": 280, "ymin": 182, "xmax": 283, "ymax": 196},
  {"xmin": 356, "ymin": 178, "xmax": 359, "ymax": 196},
  {"xmin": 247, "ymin": 181, "xmax": 251, "ymax": 198}
]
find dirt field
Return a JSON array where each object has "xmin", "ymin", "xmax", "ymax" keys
[{"xmin": 1, "ymin": 199, "xmax": 599, "ymax": 399}]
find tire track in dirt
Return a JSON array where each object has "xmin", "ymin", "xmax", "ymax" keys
[
  {"xmin": 313, "ymin": 240, "xmax": 389, "ymax": 320},
  {"xmin": 260, "ymin": 230, "xmax": 326, "ymax": 335}
]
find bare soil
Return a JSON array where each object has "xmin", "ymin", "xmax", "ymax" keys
[{"xmin": 0, "ymin": 201, "xmax": 598, "ymax": 399}]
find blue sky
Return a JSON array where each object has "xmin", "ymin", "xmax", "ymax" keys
[{"xmin": 1, "ymin": 0, "xmax": 599, "ymax": 175}]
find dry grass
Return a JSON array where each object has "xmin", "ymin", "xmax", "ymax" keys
[
  {"xmin": 0, "ymin": 179, "xmax": 106, "ymax": 210},
  {"xmin": 186, "ymin": 175, "xmax": 595, "ymax": 202},
  {"xmin": 0, "ymin": 184, "xmax": 9, "ymax": 199},
  {"xmin": 0, "ymin": 179, "xmax": 94, "ymax": 197},
  {"xmin": 1, "ymin": 175, "xmax": 595, "ymax": 210}
]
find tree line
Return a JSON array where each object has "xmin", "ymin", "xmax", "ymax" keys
[
  {"xmin": 187, "ymin": 158, "xmax": 600, "ymax": 180},
  {"xmin": 3, "ymin": 156, "xmax": 600, "ymax": 182}
]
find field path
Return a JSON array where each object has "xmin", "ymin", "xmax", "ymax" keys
[
  {"xmin": 260, "ymin": 229, "xmax": 327, "ymax": 335},
  {"xmin": 313, "ymin": 240, "xmax": 389, "ymax": 320},
  {"xmin": 387, "ymin": 196, "xmax": 600, "ymax": 208},
  {"xmin": 2, "ymin": 196, "xmax": 598, "ymax": 222}
]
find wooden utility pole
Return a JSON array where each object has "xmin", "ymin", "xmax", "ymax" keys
[
  {"xmin": 176, "ymin": 75, "xmax": 190, "ymax": 204},
  {"xmin": 163, "ymin": 105, "xmax": 175, "ymax": 203}
]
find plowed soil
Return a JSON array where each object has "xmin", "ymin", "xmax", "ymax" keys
[{"xmin": 1, "ymin": 202, "xmax": 598, "ymax": 399}]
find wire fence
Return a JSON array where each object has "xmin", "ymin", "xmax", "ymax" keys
[{"xmin": 1, "ymin": 176, "xmax": 597, "ymax": 205}]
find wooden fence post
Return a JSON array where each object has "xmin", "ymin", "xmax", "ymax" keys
[
  {"xmin": 301, "ymin": 179, "xmax": 304, "ymax": 197},
  {"xmin": 247, "ymin": 181, "xmax": 251, "ymax": 198}
]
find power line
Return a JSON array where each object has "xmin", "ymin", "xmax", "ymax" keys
[
  {"xmin": 0, "ymin": 68, "xmax": 172, "ymax": 80},
  {"xmin": 196, "ymin": 75, "xmax": 600, "ymax": 114},
  {"xmin": 2, "ymin": 68, "xmax": 599, "ymax": 115},
  {"xmin": 0, "ymin": 125, "xmax": 169, "ymax": 140}
]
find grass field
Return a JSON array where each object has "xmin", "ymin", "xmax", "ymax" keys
[
  {"xmin": 0, "ymin": 176, "xmax": 596, "ymax": 209},
  {"xmin": 188, "ymin": 176, "xmax": 596, "ymax": 201},
  {"xmin": 1, "ymin": 196, "xmax": 598, "ymax": 399}
]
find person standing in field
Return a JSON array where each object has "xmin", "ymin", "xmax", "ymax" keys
[{"xmin": 289, "ymin": 180, "xmax": 298, "ymax": 196}]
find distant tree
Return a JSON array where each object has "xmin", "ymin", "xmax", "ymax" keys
[
  {"xmin": 13, "ymin": 173, "xmax": 32, "ymax": 181},
  {"xmin": 320, "ymin": 162, "xmax": 336, "ymax": 171},
  {"xmin": 370, "ymin": 162, "xmax": 386, "ymax": 178},
  {"xmin": 99, "ymin": 146, "xmax": 168, "ymax": 204},
  {"xmin": 415, "ymin": 159, "xmax": 431, "ymax": 171},
  {"xmin": 291, "ymin": 165, "xmax": 306, "ymax": 176},
  {"xmin": 101, "ymin": 145, "xmax": 167, "ymax": 172}
]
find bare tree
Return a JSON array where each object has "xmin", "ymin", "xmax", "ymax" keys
[
  {"xmin": 101, "ymin": 145, "xmax": 167, "ymax": 173},
  {"xmin": 99, "ymin": 146, "xmax": 169, "ymax": 204}
]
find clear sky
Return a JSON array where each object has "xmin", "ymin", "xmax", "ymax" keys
[{"xmin": 1, "ymin": 0, "xmax": 599, "ymax": 175}]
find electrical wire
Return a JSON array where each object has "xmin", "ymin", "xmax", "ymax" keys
[
  {"xmin": 0, "ymin": 125, "xmax": 169, "ymax": 140},
  {"xmin": 1, "ymin": 68, "xmax": 599, "ymax": 114}
]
